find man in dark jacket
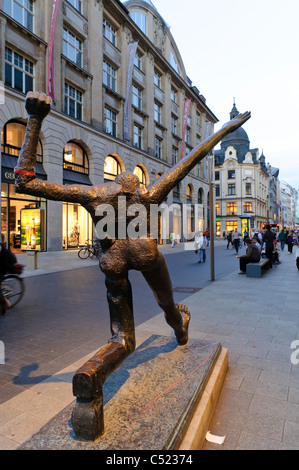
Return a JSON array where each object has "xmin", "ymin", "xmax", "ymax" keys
[
  {"xmin": 0, "ymin": 242, "xmax": 17, "ymax": 314},
  {"xmin": 262, "ymin": 224, "xmax": 276, "ymax": 268},
  {"xmin": 238, "ymin": 238, "xmax": 261, "ymax": 274}
]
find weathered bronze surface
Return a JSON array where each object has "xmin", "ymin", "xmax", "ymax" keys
[{"xmin": 15, "ymin": 92, "xmax": 250, "ymax": 441}]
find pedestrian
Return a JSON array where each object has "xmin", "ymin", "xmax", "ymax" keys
[
  {"xmin": 295, "ymin": 241, "xmax": 299, "ymax": 270},
  {"xmin": 273, "ymin": 240, "xmax": 281, "ymax": 265},
  {"xmin": 278, "ymin": 228, "xmax": 287, "ymax": 251},
  {"xmin": 287, "ymin": 231, "xmax": 294, "ymax": 254},
  {"xmin": 0, "ymin": 235, "xmax": 17, "ymax": 315},
  {"xmin": 262, "ymin": 224, "xmax": 276, "ymax": 268},
  {"xmin": 243, "ymin": 229, "xmax": 248, "ymax": 242},
  {"xmin": 195, "ymin": 231, "xmax": 207, "ymax": 263},
  {"xmin": 170, "ymin": 232, "xmax": 177, "ymax": 248},
  {"xmin": 204, "ymin": 228, "xmax": 210, "ymax": 247},
  {"xmin": 231, "ymin": 228, "xmax": 242, "ymax": 255},
  {"xmin": 226, "ymin": 231, "xmax": 232, "ymax": 249},
  {"xmin": 237, "ymin": 238, "xmax": 261, "ymax": 274}
]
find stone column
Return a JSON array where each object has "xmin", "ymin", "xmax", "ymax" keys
[{"xmin": 0, "ymin": 17, "xmax": 7, "ymax": 83}]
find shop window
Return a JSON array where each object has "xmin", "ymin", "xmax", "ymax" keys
[
  {"xmin": 226, "ymin": 221, "xmax": 238, "ymax": 232},
  {"xmin": 63, "ymin": 142, "xmax": 88, "ymax": 174},
  {"xmin": 227, "ymin": 203, "xmax": 237, "ymax": 216},
  {"xmin": 4, "ymin": 0, "xmax": 34, "ymax": 31},
  {"xmin": 133, "ymin": 165, "xmax": 146, "ymax": 188},
  {"xmin": 244, "ymin": 202, "xmax": 253, "ymax": 212},
  {"xmin": 104, "ymin": 155, "xmax": 121, "ymax": 181},
  {"xmin": 1, "ymin": 121, "xmax": 42, "ymax": 162}
]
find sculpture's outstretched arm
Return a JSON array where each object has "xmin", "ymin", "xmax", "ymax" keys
[
  {"xmin": 14, "ymin": 92, "xmax": 91, "ymax": 204},
  {"xmin": 148, "ymin": 112, "xmax": 251, "ymax": 204}
]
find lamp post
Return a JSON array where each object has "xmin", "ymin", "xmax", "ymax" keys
[{"xmin": 208, "ymin": 153, "xmax": 215, "ymax": 281}]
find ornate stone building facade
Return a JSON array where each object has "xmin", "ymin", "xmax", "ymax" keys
[
  {"xmin": 0, "ymin": 0, "xmax": 218, "ymax": 251},
  {"xmin": 214, "ymin": 102, "xmax": 273, "ymax": 237}
]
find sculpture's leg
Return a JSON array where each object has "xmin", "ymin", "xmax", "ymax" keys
[
  {"xmin": 142, "ymin": 253, "xmax": 190, "ymax": 345},
  {"xmin": 72, "ymin": 275, "xmax": 135, "ymax": 441}
]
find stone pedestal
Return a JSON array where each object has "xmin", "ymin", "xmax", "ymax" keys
[{"xmin": 19, "ymin": 335, "xmax": 227, "ymax": 450}]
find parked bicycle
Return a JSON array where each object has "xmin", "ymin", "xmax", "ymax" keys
[
  {"xmin": 78, "ymin": 240, "xmax": 102, "ymax": 260},
  {"xmin": 1, "ymin": 264, "xmax": 25, "ymax": 308}
]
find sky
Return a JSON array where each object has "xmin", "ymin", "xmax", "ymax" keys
[{"xmin": 150, "ymin": 0, "xmax": 299, "ymax": 190}]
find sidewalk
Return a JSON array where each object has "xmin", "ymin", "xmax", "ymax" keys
[{"xmin": 0, "ymin": 244, "xmax": 299, "ymax": 450}]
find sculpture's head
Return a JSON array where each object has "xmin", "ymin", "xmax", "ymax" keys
[{"xmin": 115, "ymin": 172, "xmax": 140, "ymax": 194}]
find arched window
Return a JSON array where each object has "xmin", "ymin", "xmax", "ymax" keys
[
  {"xmin": 1, "ymin": 120, "xmax": 42, "ymax": 162},
  {"xmin": 243, "ymin": 202, "xmax": 253, "ymax": 213},
  {"xmin": 227, "ymin": 202, "xmax": 237, "ymax": 215},
  {"xmin": 133, "ymin": 165, "xmax": 146, "ymax": 188},
  {"xmin": 104, "ymin": 155, "xmax": 121, "ymax": 181},
  {"xmin": 63, "ymin": 142, "xmax": 88, "ymax": 174},
  {"xmin": 198, "ymin": 188, "xmax": 203, "ymax": 204},
  {"xmin": 186, "ymin": 184, "xmax": 193, "ymax": 202}
]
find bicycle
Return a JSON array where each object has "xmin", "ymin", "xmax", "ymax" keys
[
  {"xmin": 1, "ymin": 265, "xmax": 25, "ymax": 308},
  {"xmin": 78, "ymin": 240, "xmax": 102, "ymax": 260}
]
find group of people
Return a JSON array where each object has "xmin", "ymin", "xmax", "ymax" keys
[{"xmin": 237, "ymin": 225, "xmax": 299, "ymax": 274}]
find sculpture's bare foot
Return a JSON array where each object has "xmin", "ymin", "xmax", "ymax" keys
[{"xmin": 175, "ymin": 304, "xmax": 190, "ymax": 345}]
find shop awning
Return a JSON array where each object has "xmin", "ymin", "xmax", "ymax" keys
[
  {"xmin": 1, "ymin": 153, "xmax": 47, "ymax": 183},
  {"xmin": 63, "ymin": 169, "xmax": 92, "ymax": 186}
]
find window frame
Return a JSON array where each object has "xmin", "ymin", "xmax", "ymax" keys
[
  {"xmin": 103, "ymin": 60, "xmax": 117, "ymax": 92},
  {"xmin": 104, "ymin": 155, "xmax": 121, "ymax": 181},
  {"xmin": 133, "ymin": 124, "xmax": 143, "ymax": 149},
  {"xmin": 63, "ymin": 141, "xmax": 89, "ymax": 175},
  {"xmin": 66, "ymin": 0, "xmax": 82, "ymax": 13},
  {"xmin": 130, "ymin": 11, "xmax": 146, "ymax": 34},
  {"xmin": 132, "ymin": 84, "xmax": 142, "ymax": 110},
  {"xmin": 1, "ymin": 120, "xmax": 42, "ymax": 162},
  {"xmin": 64, "ymin": 82, "xmax": 83, "ymax": 121},
  {"xmin": 155, "ymin": 137, "xmax": 162, "ymax": 159},
  {"xmin": 104, "ymin": 107, "xmax": 117, "ymax": 137},
  {"xmin": 63, "ymin": 27, "xmax": 83, "ymax": 67},
  {"xmin": 154, "ymin": 102, "xmax": 162, "ymax": 124},
  {"xmin": 4, "ymin": 0, "xmax": 34, "ymax": 31},
  {"xmin": 103, "ymin": 18, "xmax": 117, "ymax": 46},
  {"xmin": 228, "ymin": 183, "xmax": 236, "ymax": 195}
]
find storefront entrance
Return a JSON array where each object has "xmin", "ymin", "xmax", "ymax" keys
[
  {"xmin": 1, "ymin": 182, "xmax": 46, "ymax": 252},
  {"xmin": 63, "ymin": 202, "xmax": 93, "ymax": 249}
]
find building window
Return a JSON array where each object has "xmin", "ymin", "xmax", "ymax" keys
[
  {"xmin": 154, "ymin": 70, "xmax": 161, "ymax": 89},
  {"xmin": 215, "ymin": 203, "xmax": 220, "ymax": 216},
  {"xmin": 63, "ymin": 28, "xmax": 82, "ymax": 67},
  {"xmin": 171, "ymin": 116, "xmax": 177, "ymax": 135},
  {"xmin": 104, "ymin": 155, "xmax": 121, "ymax": 181},
  {"xmin": 64, "ymin": 83, "xmax": 83, "ymax": 120},
  {"xmin": 104, "ymin": 107, "xmax": 117, "ymax": 137},
  {"xmin": 186, "ymin": 185, "xmax": 193, "ymax": 202},
  {"xmin": 133, "ymin": 165, "xmax": 146, "ymax": 187},
  {"xmin": 244, "ymin": 202, "xmax": 253, "ymax": 213},
  {"xmin": 198, "ymin": 188, "xmax": 203, "ymax": 204},
  {"xmin": 226, "ymin": 221, "xmax": 238, "ymax": 232},
  {"xmin": 246, "ymin": 183, "xmax": 252, "ymax": 195},
  {"xmin": 154, "ymin": 102, "xmax": 162, "ymax": 124},
  {"xmin": 63, "ymin": 142, "xmax": 88, "ymax": 174},
  {"xmin": 132, "ymin": 84, "xmax": 142, "ymax": 110},
  {"xmin": 228, "ymin": 169, "xmax": 235, "ymax": 179},
  {"xmin": 133, "ymin": 124, "xmax": 142, "ymax": 149},
  {"xmin": 228, "ymin": 183, "xmax": 236, "ymax": 195},
  {"xmin": 215, "ymin": 171, "xmax": 220, "ymax": 180},
  {"xmin": 134, "ymin": 51, "xmax": 142, "ymax": 70},
  {"xmin": 172, "ymin": 146, "xmax": 178, "ymax": 165},
  {"xmin": 130, "ymin": 11, "xmax": 146, "ymax": 34},
  {"xmin": 170, "ymin": 50, "xmax": 180, "ymax": 74},
  {"xmin": 227, "ymin": 203, "xmax": 237, "ymax": 215},
  {"xmin": 67, "ymin": 0, "xmax": 82, "ymax": 13},
  {"xmin": 215, "ymin": 185, "xmax": 220, "ymax": 197},
  {"xmin": 171, "ymin": 87, "xmax": 177, "ymax": 103},
  {"xmin": 155, "ymin": 137, "xmax": 162, "ymax": 159},
  {"xmin": 185, "ymin": 128, "xmax": 190, "ymax": 145},
  {"xmin": 4, "ymin": 0, "xmax": 34, "ymax": 31},
  {"xmin": 5, "ymin": 47, "xmax": 34, "ymax": 94},
  {"xmin": 103, "ymin": 60, "xmax": 117, "ymax": 92},
  {"xmin": 103, "ymin": 18, "xmax": 116, "ymax": 46},
  {"xmin": 1, "ymin": 121, "xmax": 42, "ymax": 162}
]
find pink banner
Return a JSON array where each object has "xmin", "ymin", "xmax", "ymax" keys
[
  {"xmin": 47, "ymin": 0, "xmax": 60, "ymax": 102},
  {"xmin": 181, "ymin": 99, "xmax": 191, "ymax": 159}
]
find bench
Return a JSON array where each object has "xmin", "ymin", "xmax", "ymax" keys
[{"xmin": 246, "ymin": 259, "xmax": 269, "ymax": 278}]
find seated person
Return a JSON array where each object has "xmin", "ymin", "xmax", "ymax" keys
[
  {"xmin": 237, "ymin": 237, "xmax": 261, "ymax": 274},
  {"xmin": 252, "ymin": 235, "xmax": 261, "ymax": 251}
]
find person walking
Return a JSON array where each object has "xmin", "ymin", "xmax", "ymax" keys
[
  {"xmin": 226, "ymin": 231, "xmax": 232, "ymax": 249},
  {"xmin": 232, "ymin": 228, "xmax": 242, "ymax": 255},
  {"xmin": 278, "ymin": 228, "xmax": 287, "ymax": 251},
  {"xmin": 287, "ymin": 231, "xmax": 294, "ymax": 254},
  {"xmin": 262, "ymin": 224, "xmax": 276, "ymax": 268},
  {"xmin": 195, "ymin": 231, "xmax": 207, "ymax": 263},
  {"xmin": 237, "ymin": 238, "xmax": 261, "ymax": 274}
]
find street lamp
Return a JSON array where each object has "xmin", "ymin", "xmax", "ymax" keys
[{"xmin": 208, "ymin": 153, "xmax": 215, "ymax": 281}]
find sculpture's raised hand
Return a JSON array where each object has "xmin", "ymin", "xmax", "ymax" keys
[
  {"xmin": 25, "ymin": 92, "xmax": 52, "ymax": 122},
  {"xmin": 221, "ymin": 111, "xmax": 251, "ymax": 133}
]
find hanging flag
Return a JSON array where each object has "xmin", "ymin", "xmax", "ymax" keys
[
  {"xmin": 123, "ymin": 41, "xmax": 138, "ymax": 141},
  {"xmin": 47, "ymin": 0, "xmax": 60, "ymax": 102},
  {"xmin": 181, "ymin": 99, "xmax": 191, "ymax": 159},
  {"xmin": 203, "ymin": 121, "xmax": 211, "ymax": 179}
]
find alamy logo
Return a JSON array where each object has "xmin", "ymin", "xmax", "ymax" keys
[
  {"xmin": 0, "ymin": 341, "xmax": 4, "ymax": 364},
  {"xmin": 290, "ymin": 340, "xmax": 299, "ymax": 365}
]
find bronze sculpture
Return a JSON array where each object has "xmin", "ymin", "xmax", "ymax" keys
[{"xmin": 15, "ymin": 92, "xmax": 250, "ymax": 441}]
